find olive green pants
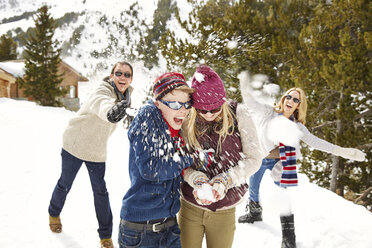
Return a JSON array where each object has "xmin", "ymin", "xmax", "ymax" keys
[{"xmin": 179, "ymin": 199, "xmax": 236, "ymax": 248}]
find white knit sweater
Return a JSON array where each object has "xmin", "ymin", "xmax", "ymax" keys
[
  {"xmin": 62, "ymin": 81, "xmax": 123, "ymax": 162},
  {"xmin": 241, "ymin": 91, "xmax": 335, "ymax": 159}
]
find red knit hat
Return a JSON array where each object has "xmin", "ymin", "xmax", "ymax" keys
[
  {"xmin": 191, "ymin": 65, "xmax": 226, "ymax": 110},
  {"xmin": 153, "ymin": 72, "xmax": 189, "ymax": 100}
]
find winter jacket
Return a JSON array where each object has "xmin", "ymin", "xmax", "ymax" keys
[
  {"xmin": 181, "ymin": 101, "xmax": 261, "ymax": 211},
  {"xmin": 120, "ymin": 99, "xmax": 193, "ymax": 222},
  {"xmin": 62, "ymin": 80, "xmax": 132, "ymax": 162}
]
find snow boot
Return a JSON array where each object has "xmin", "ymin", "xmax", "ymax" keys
[
  {"xmin": 238, "ymin": 201, "xmax": 263, "ymax": 223},
  {"xmin": 49, "ymin": 215, "xmax": 62, "ymax": 233},
  {"xmin": 280, "ymin": 214, "xmax": 296, "ymax": 248},
  {"xmin": 100, "ymin": 238, "xmax": 114, "ymax": 248}
]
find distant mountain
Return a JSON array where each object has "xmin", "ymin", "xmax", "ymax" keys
[{"xmin": 0, "ymin": 0, "xmax": 157, "ymax": 77}]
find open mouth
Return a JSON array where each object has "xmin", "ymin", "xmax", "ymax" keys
[
  {"xmin": 286, "ymin": 104, "xmax": 293, "ymax": 109},
  {"xmin": 118, "ymin": 81, "xmax": 126, "ymax": 86},
  {"xmin": 174, "ymin": 117, "xmax": 184, "ymax": 125}
]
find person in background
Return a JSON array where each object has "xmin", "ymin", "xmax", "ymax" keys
[
  {"xmin": 118, "ymin": 72, "xmax": 194, "ymax": 248},
  {"xmin": 238, "ymin": 81, "xmax": 366, "ymax": 248},
  {"xmin": 179, "ymin": 65, "xmax": 262, "ymax": 248},
  {"xmin": 48, "ymin": 61, "xmax": 134, "ymax": 248}
]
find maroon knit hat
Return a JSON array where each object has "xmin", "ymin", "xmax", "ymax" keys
[
  {"xmin": 153, "ymin": 72, "xmax": 189, "ymax": 100},
  {"xmin": 191, "ymin": 65, "xmax": 226, "ymax": 110}
]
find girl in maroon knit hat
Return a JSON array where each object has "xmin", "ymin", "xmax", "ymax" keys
[{"xmin": 179, "ymin": 65, "xmax": 262, "ymax": 248}]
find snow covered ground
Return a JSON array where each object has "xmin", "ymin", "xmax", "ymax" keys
[{"xmin": 1, "ymin": 98, "xmax": 372, "ymax": 248}]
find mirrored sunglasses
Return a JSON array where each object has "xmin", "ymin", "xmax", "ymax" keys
[
  {"xmin": 285, "ymin": 95, "xmax": 301, "ymax": 104},
  {"xmin": 114, "ymin": 71, "xmax": 131, "ymax": 78},
  {"xmin": 159, "ymin": 99, "xmax": 192, "ymax": 110},
  {"xmin": 197, "ymin": 106, "xmax": 222, "ymax": 114}
]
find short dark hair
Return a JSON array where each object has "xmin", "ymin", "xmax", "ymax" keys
[{"xmin": 111, "ymin": 61, "xmax": 133, "ymax": 77}]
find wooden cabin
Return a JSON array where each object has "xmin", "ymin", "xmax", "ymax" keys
[{"xmin": 0, "ymin": 59, "xmax": 89, "ymax": 111}]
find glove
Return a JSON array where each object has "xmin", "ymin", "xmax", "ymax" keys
[
  {"xmin": 210, "ymin": 173, "xmax": 233, "ymax": 201},
  {"xmin": 332, "ymin": 145, "xmax": 366, "ymax": 162},
  {"xmin": 183, "ymin": 169, "xmax": 209, "ymax": 189},
  {"xmin": 183, "ymin": 168, "xmax": 214, "ymax": 204},
  {"xmin": 107, "ymin": 99, "xmax": 130, "ymax": 123}
]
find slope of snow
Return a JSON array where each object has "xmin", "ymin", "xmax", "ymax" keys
[{"xmin": 0, "ymin": 98, "xmax": 371, "ymax": 248}]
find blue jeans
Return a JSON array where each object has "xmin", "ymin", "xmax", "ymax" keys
[
  {"xmin": 118, "ymin": 220, "xmax": 181, "ymax": 248},
  {"xmin": 48, "ymin": 149, "xmax": 113, "ymax": 239},
  {"xmin": 249, "ymin": 158, "xmax": 280, "ymax": 202}
]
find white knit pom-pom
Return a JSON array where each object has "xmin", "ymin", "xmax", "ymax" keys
[{"xmin": 194, "ymin": 72, "xmax": 205, "ymax": 83}]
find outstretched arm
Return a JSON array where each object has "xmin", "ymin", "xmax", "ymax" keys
[{"xmin": 298, "ymin": 123, "xmax": 365, "ymax": 161}]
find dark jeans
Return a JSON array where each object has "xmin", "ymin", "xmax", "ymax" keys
[
  {"xmin": 249, "ymin": 158, "xmax": 280, "ymax": 202},
  {"xmin": 48, "ymin": 149, "xmax": 113, "ymax": 239},
  {"xmin": 118, "ymin": 219, "xmax": 181, "ymax": 248}
]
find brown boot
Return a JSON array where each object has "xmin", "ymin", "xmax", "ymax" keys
[
  {"xmin": 100, "ymin": 238, "xmax": 114, "ymax": 248},
  {"xmin": 49, "ymin": 215, "xmax": 62, "ymax": 233}
]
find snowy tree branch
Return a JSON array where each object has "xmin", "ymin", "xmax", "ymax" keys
[
  {"xmin": 354, "ymin": 109, "xmax": 372, "ymax": 121},
  {"xmin": 354, "ymin": 187, "xmax": 372, "ymax": 205},
  {"xmin": 311, "ymin": 120, "xmax": 338, "ymax": 132}
]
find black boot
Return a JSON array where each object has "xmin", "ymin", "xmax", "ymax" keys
[
  {"xmin": 280, "ymin": 214, "xmax": 296, "ymax": 248},
  {"xmin": 238, "ymin": 201, "xmax": 263, "ymax": 223}
]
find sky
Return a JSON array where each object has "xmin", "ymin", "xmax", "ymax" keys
[{"xmin": 0, "ymin": 1, "xmax": 372, "ymax": 247}]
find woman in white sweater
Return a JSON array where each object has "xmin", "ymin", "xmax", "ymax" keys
[
  {"xmin": 48, "ymin": 61, "xmax": 133, "ymax": 248},
  {"xmin": 238, "ymin": 82, "xmax": 365, "ymax": 248}
]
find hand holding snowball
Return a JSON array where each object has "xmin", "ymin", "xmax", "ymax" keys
[{"xmin": 193, "ymin": 184, "xmax": 216, "ymax": 205}]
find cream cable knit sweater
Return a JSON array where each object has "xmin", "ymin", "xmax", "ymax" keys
[{"xmin": 62, "ymin": 80, "xmax": 127, "ymax": 162}]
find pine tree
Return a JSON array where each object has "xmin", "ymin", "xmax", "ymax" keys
[
  {"xmin": 0, "ymin": 34, "xmax": 18, "ymax": 61},
  {"xmin": 137, "ymin": 0, "xmax": 177, "ymax": 69},
  {"xmin": 160, "ymin": 0, "xmax": 317, "ymax": 100},
  {"xmin": 18, "ymin": 5, "xmax": 66, "ymax": 107},
  {"xmin": 298, "ymin": 0, "xmax": 371, "ymax": 201}
]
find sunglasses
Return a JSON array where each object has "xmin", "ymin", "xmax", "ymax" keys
[
  {"xmin": 285, "ymin": 95, "xmax": 301, "ymax": 104},
  {"xmin": 114, "ymin": 71, "xmax": 131, "ymax": 78},
  {"xmin": 196, "ymin": 106, "xmax": 222, "ymax": 114},
  {"xmin": 159, "ymin": 99, "xmax": 192, "ymax": 110}
]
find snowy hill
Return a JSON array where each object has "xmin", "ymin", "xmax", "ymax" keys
[
  {"xmin": 0, "ymin": 0, "xmax": 160, "ymax": 78},
  {"xmin": 1, "ymin": 98, "xmax": 372, "ymax": 248},
  {"xmin": 0, "ymin": 0, "xmax": 195, "ymax": 106}
]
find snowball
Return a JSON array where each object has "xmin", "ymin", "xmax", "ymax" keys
[
  {"xmin": 227, "ymin": 40, "xmax": 238, "ymax": 49},
  {"xmin": 194, "ymin": 72, "xmax": 205, "ymax": 83},
  {"xmin": 173, "ymin": 152, "xmax": 180, "ymax": 162},
  {"xmin": 196, "ymin": 184, "xmax": 216, "ymax": 202},
  {"xmin": 266, "ymin": 115, "xmax": 303, "ymax": 147}
]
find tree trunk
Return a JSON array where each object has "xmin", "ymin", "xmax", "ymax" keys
[{"xmin": 330, "ymin": 119, "xmax": 342, "ymax": 193}]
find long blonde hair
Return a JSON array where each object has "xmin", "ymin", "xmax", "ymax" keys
[
  {"xmin": 274, "ymin": 87, "xmax": 307, "ymax": 124},
  {"xmin": 184, "ymin": 102, "xmax": 235, "ymax": 152}
]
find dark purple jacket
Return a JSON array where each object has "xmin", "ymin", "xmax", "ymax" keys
[{"xmin": 181, "ymin": 101, "xmax": 248, "ymax": 211}]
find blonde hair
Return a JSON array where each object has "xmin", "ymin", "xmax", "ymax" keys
[
  {"xmin": 184, "ymin": 102, "xmax": 235, "ymax": 152},
  {"xmin": 274, "ymin": 87, "xmax": 307, "ymax": 125}
]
